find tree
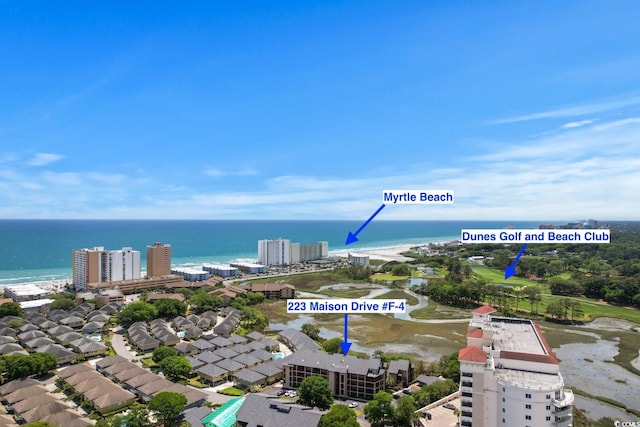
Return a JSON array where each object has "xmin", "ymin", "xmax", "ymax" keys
[
  {"xmin": 30, "ymin": 352, "xmax": 57, "ymax": 375},
  {"xmin": 525, "ymin": 286, "xmax": 542, "ymax": 314},
  {"xmin": 24, "ymin": 422, "xmax": 56, "ymax": 427},
  {"xmin": 320, "ymin": 404, "xmax": 359, "ymax": 427},
  {"xmin": 440, "ymin": 351, "xmax": 460, "ymax": 381},
  {"xmin": 148, "ymin": 391, "xmax": 187, "ymax": 427},
  {"xmin": 152, "ymin": 346, "xmax": 178, "ymax": 363},
  {"xmin": 190, "ymin": 291, "xmax": 222, "ymax": 314},
  {"xmin": 245, "ymin": 291, "xmax": 265, "ymax": 305},
  {"xmin": 153, "ymin": 298, "xmax": 187, "ymax": 318},
  {"xmin": 322, "ymin": 337, "xmax": 342, "ymax": 354},
  {"xmin": 240, "ymin": 306, "xmax": 267, "ymax": 330},
  {"xmin": 1, "ymin": 352, "xmax": 57, "ymax": 380},
  {"xmin": 49, "ymin": 298, "xmax": 76, "ymax": 311},
  {"xmin": 545, "ymin": 301, "xmax": 565, "ymax": 320},
  {"xmin": 395, "ymin": 395, "xmax": 419, "ymax": 426},
  {"xmin": 117, "ymin": 301, "xmax": 158, "ymax": 325},
  {"xmin": 111, "ymin": 404, "xmax": 151, "ymax": 427},
  {"xmin": 298, "ymin": 376, "xmax": 334, "ymax": 410},
  {"xmin": 159, "ymin": 356, "xmax": 191, "ymax": 381},
  {"xmin": 391, "ymin": 263, "xmax": 411, "ymax": 276},
  {"xmin": 364, "ymin": 391, "xmax": 395, "ymax": 427},
  {"xmin": 0, "ymin": 302, "xmax": 22, "ymax": 317},
  {"xmin": 301, "ymin": 323, "xmax": 320, "ymax": 340}
]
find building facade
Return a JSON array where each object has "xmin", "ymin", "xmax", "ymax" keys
[
  {"xmin": 458, "ymin": 306, "xmax": 573, "ymax": 427},
  {"xmin": 146, "ymin": 242, "xmax": 172, "ymax": 278},
  {"xmin": 283, "ymin": 350, "xmax": 387, "ymax": 400},
  {"xmin": 291, "ymin": 241, "xmax": 329, "ymax": 263},
  {"xmin": 258, "ymin": 238, "xmax": 291, "ymax": 266},
  {"xmin": 72, "ymin": 246, "xmax": 140, "ymax": 291}
]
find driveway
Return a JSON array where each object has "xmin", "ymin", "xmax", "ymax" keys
[{"xmin": 111, "ymin": 326, "xmax": 138, "ymax": 361}]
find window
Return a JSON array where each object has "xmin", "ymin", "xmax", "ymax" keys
[
  {"xmin": 546, "ymin": 416, "xmax": 551, "ymax": 421},
  {"xmin": 546, "ymin": 405, "xmax": 551, "ymax": 410},
  {"xmin": 502, "ymin": 418, "xmax": 505, "ymax": 423},
  {"xmin": 502, "ymin": 408, "xmax": 505, "ymax": 413},
  {"xmin": 525, "ymin": 393, "xmax": 532, "ymax": 399},
  {"xmin": 546, "ymin": 394, "xmax": 552, "ymax": 399},
  {"xmin": 502, "ymin": 397, "xmax": 505, "ymax": 403},
  {"xmin": 525, "ymin": 404, "xmax": 532, "ymax": 409},
  {"xmin": 525, "ymin": 415, "xmax": 532, "ymax": 420},
  {"xmin": 502, "ymin": 387, "xmax": 506, "ymax": 392}
]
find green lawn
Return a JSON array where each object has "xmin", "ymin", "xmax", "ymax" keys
[{"xmin": 472, "ymin": 266, "xmax": 541, "ymax": 287}]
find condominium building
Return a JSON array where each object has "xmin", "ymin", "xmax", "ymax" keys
[
  {"xmin": 72, "ymin": 246, "xmax": 141, "ymax": 291},
  {"xmin": 258, "ymin": 238, "xmax": 291, "ymax": 266},
  {"xmin": 283, "ymin": 349, "xmax": 387, "ymax": 400},
  {"xmin": 458, "ymin": 306, "xmax": 573, "ymax": 427},
  {"xmin": 146, "ymin": 242, "xmax": 172, "ymax": 278},
  {"xmin": 291, "ymin": 241, "xmax": 329, "ymax": 264},
  {"xmin": 258, "ymin": 239, "xmax": 328, "ymax": 265}
]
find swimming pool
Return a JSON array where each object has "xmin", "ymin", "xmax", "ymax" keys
[{"xmin": 272, "ymin": 352, "xmax": 284, "ymax": 359}]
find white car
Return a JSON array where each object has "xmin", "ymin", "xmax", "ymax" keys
[{"xmin": 348, "ymin": 402, "xmax": 358, "ymax": 408}]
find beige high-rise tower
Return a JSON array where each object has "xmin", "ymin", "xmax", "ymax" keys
[{"xmin": 146, "ymin": 242, "xmax": 171, "ymax": 278}]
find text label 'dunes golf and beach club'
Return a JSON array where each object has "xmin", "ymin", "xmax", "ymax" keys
[{"xmin": 460, "ymin": 229, "xmax": 610, "ymax": 244}]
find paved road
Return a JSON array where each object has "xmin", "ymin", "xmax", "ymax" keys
[{"xmin": 110, "ymin": 326, "xmax": 138, "ymax": 361}]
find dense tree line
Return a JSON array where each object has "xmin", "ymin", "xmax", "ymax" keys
[
  {"xmin": 0, "ymin": 352, "xmax": 57, "ymax": 382},
  {"xmin": 418, "ymin": 278, "xmax": 486, "ymax": 308},
  {"xmin": 420, "ymin": 223, "xmax": 640, "ymax": 308}
]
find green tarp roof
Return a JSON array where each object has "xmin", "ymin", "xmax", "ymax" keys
[{"xmin": 201, "ymin": 397, "xmax": 245, "ymax": 427}]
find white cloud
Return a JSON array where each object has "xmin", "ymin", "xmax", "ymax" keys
[
  {"xmin": 491, "ymin": 94, "xmax": 640, "ymax": 125},
  {"xmin": 561, "ymin": 119, "xmax": 595, "ymax": 129},
  {"xmin": 203, "ymin": 167, "xmax": 259, "ymax": 177},
  {"xmin": 28, "ymin": 153, "xmax": 65, "ymax": 167},
  {"xmin": 1, "ymin": 115, "xmax": 639, "ymax": 220}
]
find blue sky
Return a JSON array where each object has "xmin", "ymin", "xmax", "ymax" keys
[{"xmin": 1, "ymin": 1, "xmax": 640, "ymax": 220}]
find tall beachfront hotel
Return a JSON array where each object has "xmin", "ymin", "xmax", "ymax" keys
[
  {"xmin": 147, "ymin": 242, "xmax": 172, "ymax": 278},
  {"xmin": 258, "ymin": 239, "xmax": 328, "ymax": 266},
  {"xmin": 72, "ymin": 247, "xmax": 141, "ymax": 291},
  {"xmin": 458, "ymin": 306, "xmax": 573, "ymax": 427},
  {"xmin": 258, "ymin": 238, "xmax": 291, "ymax": 266}
]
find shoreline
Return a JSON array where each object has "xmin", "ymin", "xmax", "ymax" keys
[{"xmin": 0, "ymin": 239, "xmax": 455, "ymax": 289}]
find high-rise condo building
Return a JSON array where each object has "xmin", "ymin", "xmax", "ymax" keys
[
  {"xmin": 146, "ymin": 242, "xmax": 172, "ymax": 278},
  {"xmin": 458, "ymin": 306, "xmax": 573, "ymax": 427},
  {"xmin": 258, "ymin": 238, "xmax": 291, "ymax": 266},
  {"xmin": 72, "ymin": 246, "xmax": 141, "ymax": 291},
  {"xmin": 258, "ymin": 239, "xmax": 328, "ymax": 265}
]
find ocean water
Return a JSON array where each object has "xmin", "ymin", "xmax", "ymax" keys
[{"xmin": 0, "ymin": 219, "xmax": 541, "ymax": 285}]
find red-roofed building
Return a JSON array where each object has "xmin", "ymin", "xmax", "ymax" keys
[
  {"xmin": 458, "ymin": 313, "xmax": 573, "ymax": 427},
  {"xmin": 472, "ymin": 305, "xmax": 497, "ymax": 315},
  {"xmin": 458, "ymin": 345, "xmax": 487, "ymax": 364}
]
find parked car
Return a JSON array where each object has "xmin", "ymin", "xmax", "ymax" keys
[
  {"xmin": 422, "ymin": 412, "xmax": 432, "ymax": 420},
  {"xmin": 276, "ymin": 389, "xmax": 286, "ymax": 396},
  {"xmin": 443, "ymin": 403, "xmax": 456, "ymax": 410},
  {"xmin": 348, "ymin": 402, "xmax": 358, "ymax": 408}
]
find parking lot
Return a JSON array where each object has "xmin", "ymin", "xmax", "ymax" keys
[{"xmin": 418, "ymin": 397, "xmax": 460, "ymax": 427}]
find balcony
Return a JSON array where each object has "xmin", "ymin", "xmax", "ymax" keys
[
  {"xmin": 555, "ymin": 406, "xmax": 572, "ymax": 418},
  {"xmin": 553, "ymin": 389, "xmax": 574, "ymax": 408},
  {"xmin": 555, "ymin": 414, "xmax": 573, "ymax": 427}
]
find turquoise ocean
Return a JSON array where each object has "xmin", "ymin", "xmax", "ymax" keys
[{"xmin": 0, "ymin": 220, "xmax": 542, "ymax": 285}]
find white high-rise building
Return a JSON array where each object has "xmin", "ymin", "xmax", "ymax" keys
[
  {"xmin": 458, "ymin": 306, "xmax": 573, "ymax": 427},
  {"xmin": 72, "ymin": 246, "xmax": 141, "ymax": 290},
  {"xmin": 258, "ymin": 238, "xmax": 291, "ymax": 266}
]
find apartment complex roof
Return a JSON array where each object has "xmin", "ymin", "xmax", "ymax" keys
[
  {"xmin": 284, "ymin": 349, "xmax": 385, "ymax": 376},
  {"xmin": 458, "ymin": 345, "xmax": 487, "ymax": 363}
]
